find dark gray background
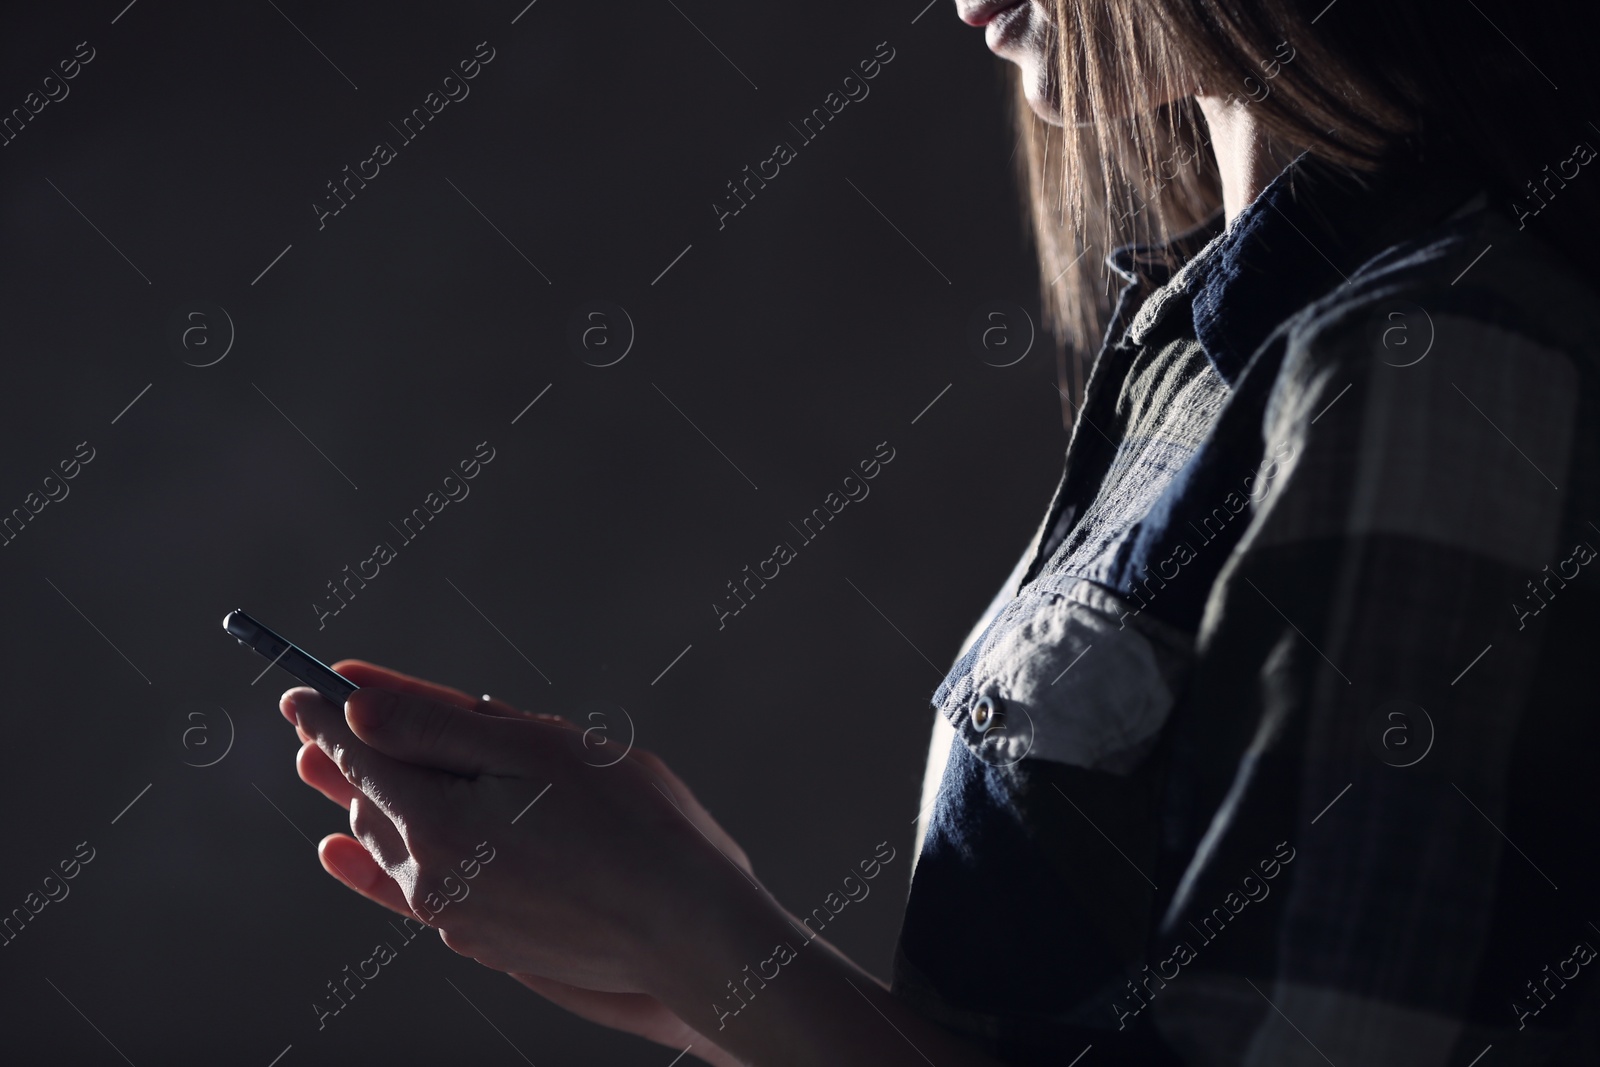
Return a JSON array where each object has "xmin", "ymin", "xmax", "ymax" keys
[{"xmin": 0, "ymin": 1, "xmax": 1066, "ymax": 1063}]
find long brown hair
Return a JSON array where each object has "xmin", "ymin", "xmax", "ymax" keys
[{"xmin": 1022, "ymin": 0, "xmax": 1599, "ymax": 418}]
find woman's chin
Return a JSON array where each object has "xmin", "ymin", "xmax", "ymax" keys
[
  {"xmin": 1024, "ymin": 92, "xmax": 1065, "ymax": 126},
  {"xmin": 1011, "ymin": 51, "xmax": 1062, "ymax": 125},
  {"xmin": 1019, "ymin": 64, "xmax": 1065, "ymax": 126}
]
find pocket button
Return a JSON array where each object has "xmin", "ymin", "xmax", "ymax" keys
[{"xmin": 970, "ymin": 694, "xmax": 1000, "ymax": 733}]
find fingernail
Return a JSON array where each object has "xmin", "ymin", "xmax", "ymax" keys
[
  {"xmin": 349, "ymin": 688, "xmax": 398, "ymax": 729},
  {"xmin": 281, "ymin": 689, "xmax": 316, "ymax": 727}
]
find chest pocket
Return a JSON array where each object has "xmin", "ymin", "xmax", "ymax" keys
[{"xmin": 936, "ymin": 576, "xmax": 1193, "ymax": 776}]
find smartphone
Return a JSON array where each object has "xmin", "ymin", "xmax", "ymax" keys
[{"xmin": 222, "ymin": 609, "xmax": 357, "ymax": 705}]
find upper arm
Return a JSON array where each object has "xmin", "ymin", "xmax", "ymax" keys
[{"xmin": 1156, "ymin": 300, "xmax": 1595, "ymax": 1064}]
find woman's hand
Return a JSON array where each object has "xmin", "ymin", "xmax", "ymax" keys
[
  {"xmin": 285, "ymin": 660, "xmax": 751, "ymax": 1066},
  {"xmin": 285, "ymin": 662, "xmax": 1004, "ymax": 1067}
]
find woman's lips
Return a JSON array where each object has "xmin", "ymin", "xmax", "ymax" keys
[{"xmin": 956, "ymin": 0, "xmax": 1026, "ymax": 27}]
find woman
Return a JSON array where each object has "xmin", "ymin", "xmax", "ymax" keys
[{"xmin": 282, "ymin": 1, "xmax": 1600, "ymax": 1063}]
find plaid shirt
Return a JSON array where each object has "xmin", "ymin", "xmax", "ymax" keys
[{"xmin": 893, "ymin": 156, "xmax": 1600, "ymax": 1066}]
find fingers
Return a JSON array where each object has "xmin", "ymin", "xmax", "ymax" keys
[
  {"xmin": 331, "ymin": 659, "xmax": 484, "ymax": 710},
  {"xmin": 332, "ymin": 659, "xmax": 569, "ymax": 727},
  {"xmin": 343, "ymin": 687, "xmax": 529, "ymax": 777},
  {"xmin": 283, "ymin": 687, "xmax": 441, "ymax": 821},
  {"xmin": 297, "ymin": 740, "xmax": 361, "ymax": 809},
  {"xmin": 476, "ymin": 694, "xmax": 541, "ymax": 720},
  {"xmin": 349, "ymin": 793, "xmax": 410, "ymax": 870},
  {"xmin": 318, "ymin": 834, "xmax": 417, "ymax": 918},
  {"xmin": 473, "ymin": 694, "xmax": 570, "ymax": 730}
]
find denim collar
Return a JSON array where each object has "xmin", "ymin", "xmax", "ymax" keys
[
  {"xmin": 1188, "ymin": 156, "xmax": 1358, "ymax": 384},
  {"xmin": 1107, "ymin": 153, "xmax": 1478, "ymax": 386}
]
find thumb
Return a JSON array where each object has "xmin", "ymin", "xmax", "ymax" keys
[{"xmin": 345, "ymin": 687, "xmax": 520, "ymax": 776}]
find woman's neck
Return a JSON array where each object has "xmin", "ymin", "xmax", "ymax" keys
[{"xmin": 1194, "ymin": 95, "xmax": 1302, "ymax": 224}]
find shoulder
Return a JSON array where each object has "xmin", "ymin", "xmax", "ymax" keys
[
  {"xmin": 1247, "ymin": 203, "xmax": 1597, "ymax": 571},
  {"xmin": 1275, "ymin": 200, "xmax": 1600, "ymax": 385}
]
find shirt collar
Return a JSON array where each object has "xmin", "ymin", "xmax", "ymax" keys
[
  {"xmin": 1108, "ymin": 153, "xmax": 1480, "ymax": 386},
  {"xmin": 1187, "ymin": 155, "xmax": 1355, "ymax": 384}
]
